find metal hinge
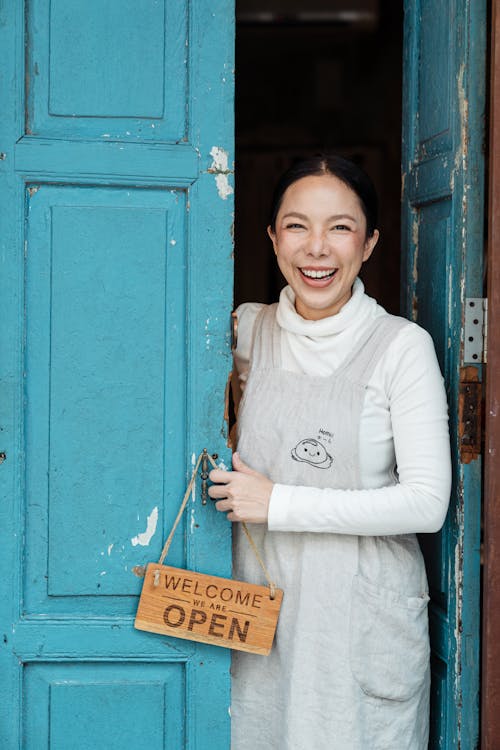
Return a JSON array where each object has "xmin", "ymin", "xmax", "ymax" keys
[
  {"xmin": 464, "ymin": 298, "xmax": 488, "ymax": 364},
  {"xmin": 459, "ymin": 367, "xmax": 482, "ymax": 463}
]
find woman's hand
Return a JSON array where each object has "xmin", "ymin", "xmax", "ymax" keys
[{"xmin": 208, "ymin": 452, "xmax": 273, "ymax": 524}]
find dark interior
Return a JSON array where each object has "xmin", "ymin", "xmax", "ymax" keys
[{"xmin": 235, "ymin": 0, "xmax": 403, "ymax": 314}]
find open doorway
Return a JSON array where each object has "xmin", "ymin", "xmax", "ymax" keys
[{"xmin": 235, "ymin": 0, "xmax": 403, "ymax": 314}]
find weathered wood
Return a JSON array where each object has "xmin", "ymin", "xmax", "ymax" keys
[
  {"xmin": 482, "ymin": 1, "xmax": 500, "ymax": 746},
  {"xmin": 135, "ymin": 564, "xmax": 283, "ymax": 655},
  {"xmin": 401, "ymin": 1, "xmax": 486, "ymax": 745}
]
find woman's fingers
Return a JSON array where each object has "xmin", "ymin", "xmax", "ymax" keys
[
  {"xmin": 207, "ymin": 462, "xmax": 273, "ymax": 523},
  {"xmin": 209, "ymin": 468, "xmax": 230, "ymax": 484},
  {"xmin": 215, "ymin": 499, "xmax": 232, "ymax": 512},
  {"xmin": 208, "ymin": 483, "xmax": 229, "ymax": 499}
]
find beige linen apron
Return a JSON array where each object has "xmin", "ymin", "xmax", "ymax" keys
[{"xmin": 232, "ymin": 304, "xmax": 430, "ymax": 750}]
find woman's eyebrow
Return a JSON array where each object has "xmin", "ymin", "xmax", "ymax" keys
[
  {"xmin": 281, "ymin": 212, "xmax": 309, "ymax": 221},
  {"xmin": 281, "ymin": 212, "xmax": 358, "ymax": 223},
  {"xmin": 328, "ymin": 214, "xmax": 358, "ymax": 223}
]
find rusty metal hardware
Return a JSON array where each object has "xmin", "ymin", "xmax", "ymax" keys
[
  {"xmin": 0, "ymin": 452, "xmax": 6, "ymax": 464},
  {"xmin": 459, "ymin": 367, "xmax": 482, "ymax": 463},
  {"xmin": 200, "ymin": 449, "xmax": 218, "ymax": 505}
]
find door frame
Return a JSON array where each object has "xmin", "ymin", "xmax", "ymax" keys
[{"xmin": 482, "ymin": 0, "xmax": 500, "ymax": 745}]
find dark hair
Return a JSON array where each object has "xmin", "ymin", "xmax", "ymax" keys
[{"xmin": 269, "ymin": 154, "xmax": 378, "ymax": 237}]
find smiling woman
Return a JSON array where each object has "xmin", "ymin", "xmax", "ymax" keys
[
  {"xmin": 267, "ymin": 170, "xmax": 379, "ymax": 319},
  {"xmin": 209, "ymin": 154, "xmax": 452, "ymax": 749}
]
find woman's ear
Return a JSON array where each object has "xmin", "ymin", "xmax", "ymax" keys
[
  {"xmin": 363, "ymin": 229, "xmax": 379, "ymax": 262},
  {"xmin": 267, "ymin": 225, "xmax": 278, "ymax": 256}
]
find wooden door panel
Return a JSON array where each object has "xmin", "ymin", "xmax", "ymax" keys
[
  {"xmin": 402, "ymin": 1, "xmax": 486, "ymax": 747},
  {"xmin": 24, "ymin": 185, "xmax": 187, "ymax": 610},
  {"xmin": 26, "ymin": 0, "xmax": 188, "ymax": 141},
  {"xmin": 410, "ymin": 197, "xmax": 452, "ymax": 371},
  {"xmin": 23, "ymin": 662, "xmax": 185, "ymax": 749},
  {"xmin": 416, "ymin": 2, "xmax": 452, "ymax": 157}
]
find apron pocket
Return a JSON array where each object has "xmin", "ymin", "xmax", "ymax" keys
[{"xmin": 349, "ymin": 573, "xmax": 430, "ymax": 702}]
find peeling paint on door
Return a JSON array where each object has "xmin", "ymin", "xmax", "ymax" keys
[
  {"xmin": 209, "ymin": 146, "xmax": 234, "ymax": 200},
  {"xmin": 131, "ymin": 507, "xmax": 159, "ymax": 547}
]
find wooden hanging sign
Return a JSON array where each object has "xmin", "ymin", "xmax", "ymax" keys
[{"xmin": 135, "ymin": 563, "xmax": 283, "ymax": 655}]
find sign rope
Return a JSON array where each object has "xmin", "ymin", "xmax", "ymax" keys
[{"xmin": 157, "ymin": 450, "xmax": 277, "ymax": 599}]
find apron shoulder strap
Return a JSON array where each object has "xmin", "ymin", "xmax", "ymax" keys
[
  {"xmin": 248, "ymin": 303, "xmax": 280, "ymax": 369},
  {"xmin": 341, "ymin": 314, "xmax": 411, "ymax": 386}
]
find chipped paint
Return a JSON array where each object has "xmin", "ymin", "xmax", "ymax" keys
[
  {"xmin": 457, "ymin": 63, "xmax": 469, "ymax": 169},
  {"xmin": 451, "ymin": 64, "xmax": 470, "ymax": 199},
  {"xmin": 411, "ymin": 293, "xmax": 418, "ymax": 322},
  {"xmin": 210, "ymin": 146, "xmax": 230, "ymax": 171},
  {"xmin": 107, "ymin": 543, "xmax": 114, "ymax": 556},
  {"xmin": 205, "ymin": 316, "xmax": 212, "ymax": 350},
  {"xmin": 190, "ymin": 451, "xmax": 198, "ymax": 532},
  {"xmin": 209, "ymin": 146, "xmax": 234, "ymax": 200},
  {"xmin": 454, "ymin": 535, "xmax": 464, "ymax": 703},
  {"xmin": 410, "ymin": 214, "xmax": 419, "ymax": 321},
  {"xmin": 190, "ymin": 464, "xmax": 197, "ymax": 533},
  {"xmin": 215, "ymin": 174, "xmax": 233, "ymax": 200},
  {"xmin": 131, "ymin": 506, "xmax": 159, "ymax": 547},
  {"xmin": 448, "ymin": 264, "xmax": 453, "ymax": 327}
]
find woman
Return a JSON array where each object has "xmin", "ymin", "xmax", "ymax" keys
[{"xmin": 208, "ymin": 155, "xmax": 451, "ymax": 750}]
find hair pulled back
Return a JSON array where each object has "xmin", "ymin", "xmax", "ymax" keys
[{"xmin": 269, "ymin": 154, "xmax": 378, "ymax": 238}]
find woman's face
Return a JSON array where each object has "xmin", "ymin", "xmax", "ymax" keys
[{"xmin": 268, "ymin": 174, "xmax": 379, "ymax": 320}]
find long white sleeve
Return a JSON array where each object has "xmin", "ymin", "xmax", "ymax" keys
[
  {"xmin": 267, "ymin": 325, "xmax": 451, "ymax": 535},
  {"xmin": 235, "ymin": 282, "xmax": 451, "ymax": 536}
]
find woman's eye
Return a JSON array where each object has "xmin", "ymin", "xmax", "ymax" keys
[
  {"xmin": 332, "ymin": 224, "xmax": 351, "ymax": 231},
  {"xmin": 285, "ymin": 223, "xmax": 305, "ymax": 230}
]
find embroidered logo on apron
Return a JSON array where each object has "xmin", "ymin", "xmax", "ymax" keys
[{"xmin": 291, "ymin": 438, "xmax": 333, "ymax": 469}]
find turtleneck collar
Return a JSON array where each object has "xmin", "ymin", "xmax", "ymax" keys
[{"xmin": 276, "ymin": 277, "xmax": 371, "ymax": 337}]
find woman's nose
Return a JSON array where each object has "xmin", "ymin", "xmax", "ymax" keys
[{"xmin": 307, "ymin": 231, "xmax": 328, "ymax": 256}]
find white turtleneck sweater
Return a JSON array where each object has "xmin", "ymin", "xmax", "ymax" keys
[{"xmin": 234, "ymin": 279, "xmax": 451, "ymax": 536}]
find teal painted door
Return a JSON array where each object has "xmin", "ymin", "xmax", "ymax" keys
[
  {"xmin": 0, "ymin": 1, "xmax": 234, "ymax": 748},
  {"xmin": 401, "ymin": 1, "xmax": 485, "ymax": 747}
]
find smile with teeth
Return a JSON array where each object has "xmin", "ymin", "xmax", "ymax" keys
[{"xmin": 300, "ymin": 268, "xmax": 337, "ymax": 279}]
